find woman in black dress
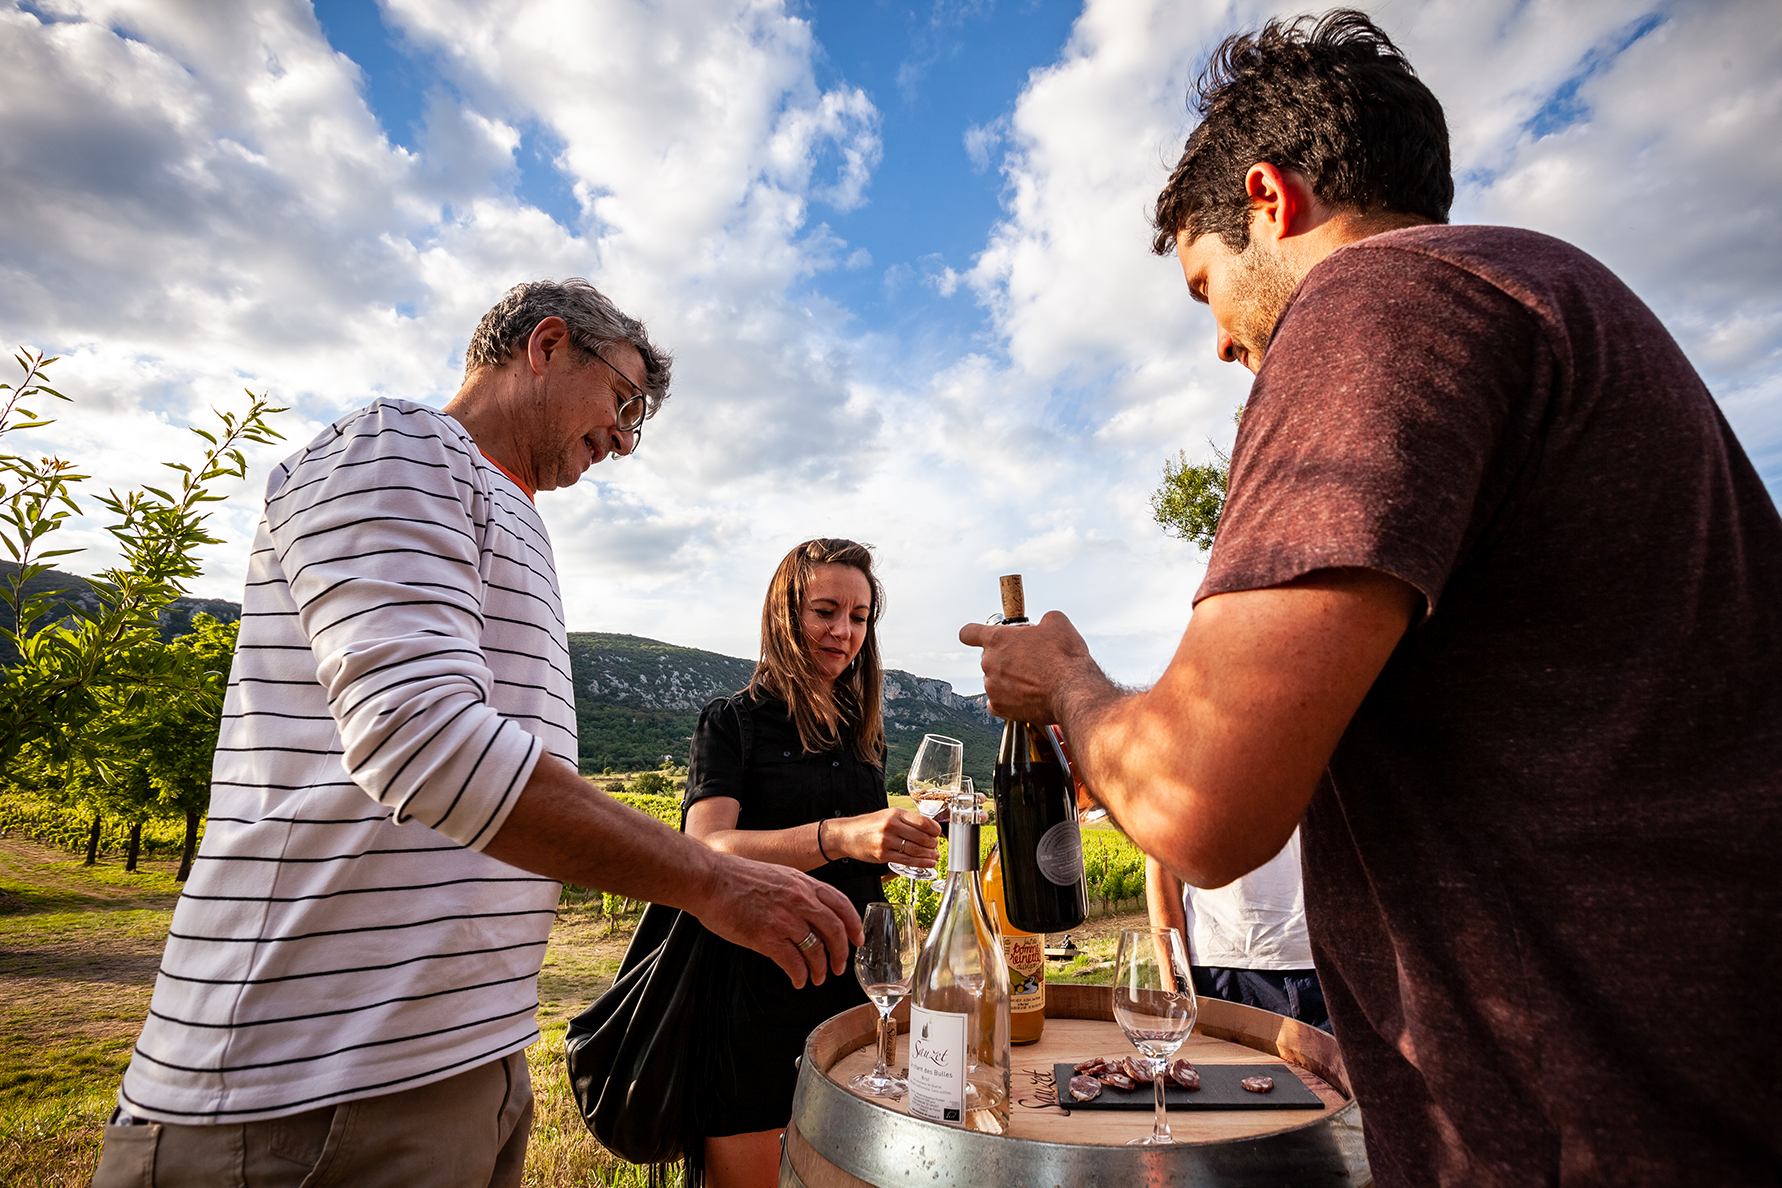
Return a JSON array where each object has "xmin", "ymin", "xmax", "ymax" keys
[{"xmin": 684, "ymin": 538, "xmax": 941, "ymax": 1188}]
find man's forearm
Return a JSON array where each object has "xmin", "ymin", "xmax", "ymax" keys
[
  {"xmin": 482, "ymin": 754, "xmax": 863, "ymax": 987},
  {"xmin": 966, "ymin": 570, "xmax": 1416, "ymax": 891},
  {"xmin": 482, "ymin": 754, "xmax": 722, "ymax": 909}
]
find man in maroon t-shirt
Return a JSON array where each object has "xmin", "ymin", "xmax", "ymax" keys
[{"xmin": 962, "ymin": 13, "xmax": 1781, "ymax": 1187}]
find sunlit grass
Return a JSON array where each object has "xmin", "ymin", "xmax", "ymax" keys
[{"xmin": 0, "ymin": 834, "xmax": 676, "ymax": 1187}]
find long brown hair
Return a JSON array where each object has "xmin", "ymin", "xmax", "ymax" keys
[{"xmin": 749, "ymin": 538, "xmax": 885, "ymax": 765}]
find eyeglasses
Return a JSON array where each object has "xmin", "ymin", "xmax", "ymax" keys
[{"xmin": 590, "ymin": 348, "xmax": 648, "ymax": 454}]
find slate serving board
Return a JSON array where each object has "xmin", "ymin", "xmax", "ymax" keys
[{"xmin": 1052, "ymin": 1063, "xmax": 1324, "ymax": 1111}]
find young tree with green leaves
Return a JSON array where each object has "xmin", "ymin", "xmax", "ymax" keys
[
  {"xmin": 0, "ymin": 348, "xmax": 282, "ymax": 771},
  {"xmin": 135, "ymin": 615, "xmax": 237, "ymax": 879},
  {"xmin": 1149, "ymin": 405, "xmax": 1243, "ymax": 550}
]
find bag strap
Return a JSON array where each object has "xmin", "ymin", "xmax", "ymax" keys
[{"xmin": 732, "ymin": 693, "xmax": 754, "ymax": 772}]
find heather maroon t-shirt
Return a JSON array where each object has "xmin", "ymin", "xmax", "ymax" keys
[{"xmin": 1198, "ymin": 225, "xmax": 1782, "ymax": 1187}]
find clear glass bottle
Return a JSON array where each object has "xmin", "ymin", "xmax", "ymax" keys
[{"xmin": 906, "ymin": 786, "xmax": 1011, "ymax": 1134}]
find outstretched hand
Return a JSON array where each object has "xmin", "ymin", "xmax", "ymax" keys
[
  {"xmin": 958, "ymin": 609, "xmax": 1098, "ymax": 724},
  {"xmin": 696, "ymin": 852, "xmax": 864, "ymax": 988}
]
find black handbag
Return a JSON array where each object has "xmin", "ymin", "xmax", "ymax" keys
[
  {"xmin": 563, "ymin": 695, "xmax": 754, "ymax": 1181},
  {"xmin": 563, "ymin": 900, "xmax": 719, "ymax": 1173}
]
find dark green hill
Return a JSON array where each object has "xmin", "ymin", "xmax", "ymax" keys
[
  {"xmin": 567, "ymin": 631, "xmax": 1004, "ymax": 786},
  {"xmin": 0, "ymin": 568, "xmax": 1003, "ymax": 785},
  {"xmin": 0, "ymin": 563, "xmax": 241, "ymax": 664}
]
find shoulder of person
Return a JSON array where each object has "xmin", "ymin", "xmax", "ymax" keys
[
  {"xmin": 1314, "ymin": 225, "xmax": 1612, "ymax": 309},
  {"xmin": 267, "ymin": 398, "xmax": 478, "ymax": 504},
  {"xmin": 693, "ymin": 690, "xmax": 766, "ymax": 741},
  {"xmin": 699, "ymin": 686, "xmax": 766, "ymax": 715}
]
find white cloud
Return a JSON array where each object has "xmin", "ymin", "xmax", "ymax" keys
[
  {"xmin": 0, "ymin": 0, "xmax": 1776, "ymax": 702},
  {"xmin": 963, "ymin": 115, "xmax": 1006, "ymax": 172}
]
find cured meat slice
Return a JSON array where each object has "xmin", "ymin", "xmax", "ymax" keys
[
  {"xmin": 1068, "ymin": 1075, "xmax": 1104, "ymax": 1102},
  {"xmin": 1096, "ymin": 1069, "xmax": 1136, "ymax": 1091},
  {"xmin": 1166, "ymin": 1059, "xmax": 1200, "ymax": 1090},
  {"xmin": 1074, "ymin": 1057, "xmax": 1108, "ymax": 1074},
  {"xmin": 1241, "ymin": 1075, "xmax": 1275, "ymax": 1093},
  {"xmin": 1123, "ymin": 1056, "xmax": 1155, "ymax": 1083}
]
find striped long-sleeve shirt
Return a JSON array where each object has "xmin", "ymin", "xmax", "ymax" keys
[{"xmin": 119, "ymin": 399, "xmax": 573, "ymax": 1123}]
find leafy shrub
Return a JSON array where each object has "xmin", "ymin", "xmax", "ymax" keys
[
  {"xmin": 879, "ymin": 826, "xmax": 1150, "ymax": 931},
  {"xmin": 627, "ymin": 770, "xmax": 674, "ymax": 797},
  {"xmin": 1082, "ymin": 831, "xmax": 1147, "ymax": 916},
  {"xmin": 0, "ymin": 788, "xmax": 196, "ymax": 858},
  {"xmin": 608, "ymin": 790, "xmax": 680, "ymax": 826},
  {"xmin": 882, "ymin": 871, "xmax": 942, "ymax": 930}
]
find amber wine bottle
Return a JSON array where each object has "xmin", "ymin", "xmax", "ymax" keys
[
  {"xmin": 990, "ymin": 575, "xmax": 1089, "ymax": 935},
  {"xmin": 982, "ymin": 843, "xmax": 1045, "ymax": 1044}
]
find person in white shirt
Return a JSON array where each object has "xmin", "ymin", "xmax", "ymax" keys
[
  {"xmin": 1146, "ymin": 828, "xmax": 1329, "ymax": 1030},
  {"xmin": 93, "ymin": 279, "xmax": 862, "ymax": 1188}
]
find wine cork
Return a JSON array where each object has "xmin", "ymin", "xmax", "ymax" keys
[{"xmin": 999, "ymin": 574, "xmax": 1025, "ymax": 621}]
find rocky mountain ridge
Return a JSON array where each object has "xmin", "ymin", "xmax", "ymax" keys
[{"xmin": 567, "ymin": 631, "xmax": 1000, "ymax": 782}]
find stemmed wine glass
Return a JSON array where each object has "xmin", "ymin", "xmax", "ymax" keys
[
  {"xmin": 849, "ymin": 901, "xmax": 919, "ymax": 1098},
  {"xmin": 1112, "ymin": 927, "xmax": 1197, "ymax": 1146},
  {"xmin": 888, "ymin": 734, "xmax": 962, "ymax": 894}
]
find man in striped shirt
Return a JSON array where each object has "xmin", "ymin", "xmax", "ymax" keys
[{"xmin": 94, "ymin": 280, "xmax": 862, "ymax": 1187}]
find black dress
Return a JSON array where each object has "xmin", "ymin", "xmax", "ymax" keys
[{"xmin": 684, "ymin": 689, "xmax": 889, "ymax": 1136}]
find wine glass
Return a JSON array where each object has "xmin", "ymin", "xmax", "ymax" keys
[
  {"xmin": 1112, "ymin": 927, "xmax": 1197, "ymax": 1145},
  {"xmin": 849, "ymin": 901, "xmax": 919, "ymax": 1098},
  {"xmin": 888, "ymin": 734, "xmax": 962, "ymax": 888}
]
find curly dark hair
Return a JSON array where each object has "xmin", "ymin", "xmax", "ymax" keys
[
  {"xmin": 464, "ymin": 278, "xmax": 672, "ymax": 414},
  {"xmin": 1151, "ymin": 9, "xmax": 1452, "ymax": 256}
]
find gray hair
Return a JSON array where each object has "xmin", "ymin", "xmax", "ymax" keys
[{"xmin": 464, "ymin": 278, "xmax": 672, "ymax": 413}]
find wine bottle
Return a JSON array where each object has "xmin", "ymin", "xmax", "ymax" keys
[
  {"xmin": 907, "ymin": 786, "xmax": 1011, "ymax": 1134},
  {"xmin": 991, "ymin": 574, "xmax": 1089, "ymax": 936},
  {"xmin": 982, "ymin": 843, "xmax": 1045, "ymax": 1045}
]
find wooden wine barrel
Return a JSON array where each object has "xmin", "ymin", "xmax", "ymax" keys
[{"xmin": 780, "ymin": 983, "xmax": 1368, "ymax": 1187}]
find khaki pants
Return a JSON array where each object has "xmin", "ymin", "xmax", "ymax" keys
[{"xmin": 91, "ymin": 1051, "xmax": 533, "ymax": 1188}]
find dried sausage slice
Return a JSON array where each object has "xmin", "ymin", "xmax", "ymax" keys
[
  {"xmin": 1167, "ymin": 1059, "xmax": 1201, "ymax": 1090},
  {"xmin": 1123, "ymin": 1056, "xmax": 1155, "ymax": 1083},
  {"xmin": 1241, "ymin": 1075, "xmax": 1275, "ymax": 1093},
  {"xmin": 1068, "ymin": 1075, "xmax": 1104, "ymax": 1102},
  {"xmin": 1096, "ymin": 1069, "xmax": 1136, "ymax": 1090}
]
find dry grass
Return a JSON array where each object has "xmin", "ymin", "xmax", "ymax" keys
[
  {"xmin": 0, "ymin": 832, "xmax": 1145, "ymax": 1185},
  {"xmin": 0, "ymin": 835, "xmax": 669, "ymax": 1187},
  {"xmin": 0, "ymin": 838, "xmax": 180, "ymax": 1187},
  {"xmin": 1045, "ymin": 908, "xmax": 1150, "ymax": 986}
]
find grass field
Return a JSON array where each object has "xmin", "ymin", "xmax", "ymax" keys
[{"xmin": 0, "ymin": 831, "xmax": 1142, "ymax": 1184}]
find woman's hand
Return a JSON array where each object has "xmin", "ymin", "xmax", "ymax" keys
[{"xmin": 836, "ymin": 807, "xmax": 941, "ymax": 866}]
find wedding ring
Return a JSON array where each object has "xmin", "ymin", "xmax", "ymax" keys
[
  {"xmin": 796, "ymin": 930, "xmax": 821, "ymax": 953},
  {"xmin": 897, "ymin": 838, "xmax": 906, "ymax": 853}
]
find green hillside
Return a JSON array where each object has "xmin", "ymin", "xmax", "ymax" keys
[
  {"xmin": 567, "ymin": 631, "xmax": 1004, "ymax": 786},
  {"xmin": 1, "ymin": 570, "xmax": 1003, "ymax": 786},
  {"xmin": 0, "ymin": 563, "xmax": 241, "ymax": 665}
]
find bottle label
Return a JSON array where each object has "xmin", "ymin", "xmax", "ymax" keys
[
  {"xmin": 1004, "ymin": 934, "xmax": 1045, "ymax": 1014},
  {"xmin": 906, "ymin": 1006, "xmax": 968, "ymax": 1123},
  {"xmin": 1035, "ymin": 818, "xmax": 1084, "ymax": 886}
]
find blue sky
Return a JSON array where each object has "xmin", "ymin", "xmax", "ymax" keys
[
  {"xmin": 311, "ymin": 0, "xmax": 1084, "ymax": 352},
  {"xmin": 2, "ymin": 0, "xmax": 1778, "ymax": 693}
]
